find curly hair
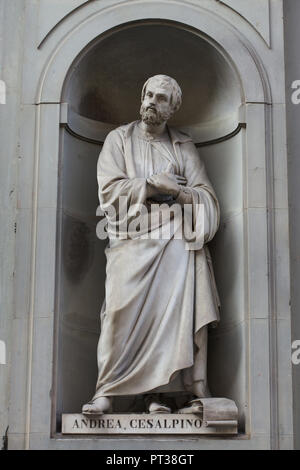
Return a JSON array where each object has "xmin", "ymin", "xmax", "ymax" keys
[{"xmin": 141, "ymin": 75, "xmax": 182, "ymax": 115}]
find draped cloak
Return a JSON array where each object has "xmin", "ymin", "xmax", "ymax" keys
[{"xmin": 93, "ymin": 120, "xmax": 220, "ymax": 399}]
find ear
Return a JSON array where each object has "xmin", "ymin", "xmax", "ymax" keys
[{"xmin": 141, "ymin": 79, "xmax": 149, "ymax": 103}]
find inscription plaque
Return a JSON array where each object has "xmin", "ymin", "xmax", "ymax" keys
[{"xmin": 62, "ymin": 414, "xmax": 237, "ymax": 435}]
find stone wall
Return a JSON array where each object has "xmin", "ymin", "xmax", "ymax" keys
[
  {"xmin": 0, "ymin": 0, "xmax": 297, "ymax": 449},
  {"xmin": 283, "ymin": 0, "xmax": 300, "ymax": 451},
  {"xmin": 0, "ymin": 0, "xmax": 25, "ymax": 449}
]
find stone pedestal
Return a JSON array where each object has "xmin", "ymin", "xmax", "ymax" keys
[
  {"xmin": 62, "ymin": 413, "xmax": 238, "ymax": 435},
  {"xmin": 62, "ymin": 398, "xmax": 238, "ymax": 435}
]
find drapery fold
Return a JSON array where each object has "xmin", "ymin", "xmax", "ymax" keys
[{"xmin": 93, "ymin": 121, "xmax": 220, "ymax": 398}]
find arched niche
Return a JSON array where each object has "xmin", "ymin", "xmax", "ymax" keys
[
  {"xmin": 62, "ymin": 21, "xmax": 242, "ymax": 142},
  {"xmin": 55, "ymin": 19, "xmax": 246, "ymax": 431}
]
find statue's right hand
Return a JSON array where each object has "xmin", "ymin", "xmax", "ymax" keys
[
  {"xmin": 147, "ymin": 172, "xmax": 187, "ymax": 198},
  {"xmin": 159, "ymin": 172, "xmax": 187, "ymax": 186}
]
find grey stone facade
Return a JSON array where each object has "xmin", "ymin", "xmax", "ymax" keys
[{"xmin": 0, "ymin": 0, "xmax": 298, "ymax": 450}]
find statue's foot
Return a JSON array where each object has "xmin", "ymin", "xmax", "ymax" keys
[
  {"xmin": 178, "ymin": 398, "xmax": 204, "ymax": 414},
  {"xmin": 148, "ymin": 401, "xmax": 172, "ymax": 414},
  {"xmin": 82, "ymin": 396, "xmax": 112, "ymax": 415},
  {"xmin": 144, "ymin": 394, "xmax": 171, "ymax": 414}
]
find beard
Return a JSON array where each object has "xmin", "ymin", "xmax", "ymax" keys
[{"xmin": 140, "ymin": 104, "xmax": 172, "ymax": 126}]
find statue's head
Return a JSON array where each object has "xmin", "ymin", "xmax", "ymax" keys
[{"xmin": 140, "ymin": 75, "xmax": 182, "ymax": 126}]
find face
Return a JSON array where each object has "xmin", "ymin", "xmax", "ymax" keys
[{"xmin": 140, "ymin": 81, "xmax": 173, "ymax": 125}]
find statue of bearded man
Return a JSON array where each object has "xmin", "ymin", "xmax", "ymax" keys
[{"xmin": 82, "ymin": 75, "xmax": 220, "ymax": 415}]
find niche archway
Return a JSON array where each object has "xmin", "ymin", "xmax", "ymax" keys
[{"xmin": 55, "ymin": 20, "xmax": 245, "ymax": 430}]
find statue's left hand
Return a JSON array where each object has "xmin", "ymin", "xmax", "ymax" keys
[{"xmin": 147, "ymin": 172, "xmax": 187, "ymax": 198}]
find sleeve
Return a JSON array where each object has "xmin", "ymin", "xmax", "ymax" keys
[
  {"xmin": 175, "ymin": 141, "xmax": 220, "ymax": 245},
  {"xmin": 97, "ymin": 129, "xmax": 149, "ymax": 237}
]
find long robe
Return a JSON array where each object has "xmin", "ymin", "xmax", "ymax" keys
[{"xmin": 93, "ymin": 120, "xmax": 220, "ymax": 398}]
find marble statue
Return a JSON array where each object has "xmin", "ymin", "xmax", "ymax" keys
[{"xmin": 82, "ymin": 75, "xmax": 221, "ymax": 415}]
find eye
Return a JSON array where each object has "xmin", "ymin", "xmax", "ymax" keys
[{"xmin": 146, "ymin": 91, "xmax": 153, "ymax": 97}]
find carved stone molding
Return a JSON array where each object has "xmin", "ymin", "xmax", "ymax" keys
[
  {"xmin": 218, "ymin": 0, "xmax": 270, "ymax": 46},
  {"xmin": 37, "ymin": 0, "xmax": 90, "ymax": 47}
]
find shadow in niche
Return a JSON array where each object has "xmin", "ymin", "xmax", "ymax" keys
[
  {"xmin": 208, "ymin": 228, "xmax": 245, "ymax": 432},
  {"xmin": 55, "ymin": 19, "xmax": 245, "ymax": 433},
  {"xmin": 64, "ymin": 20, "xmax": 241, "ymax": 135},
  {"xmin": 203, "ymin": 132, "xmax": 245, "ymax": 432}
]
